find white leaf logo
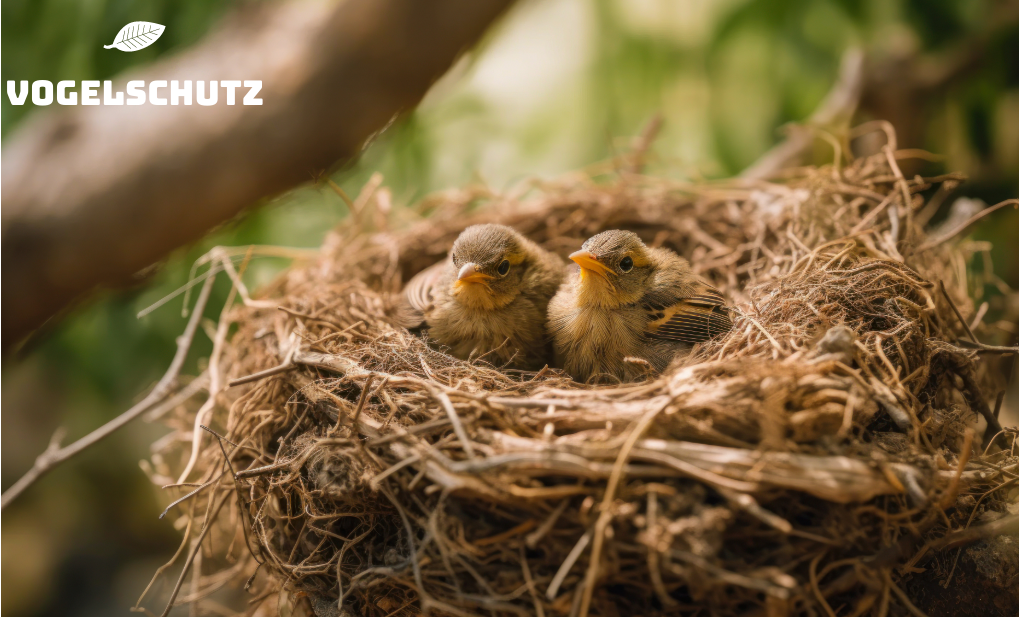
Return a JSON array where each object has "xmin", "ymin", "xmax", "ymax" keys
[{"xmin": 104, "ymin": 22, "xmax": 165, "ymax": 52}]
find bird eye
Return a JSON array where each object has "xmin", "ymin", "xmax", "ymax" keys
[
  {"xmin": 619, "ymin": 256, "xmax": 634, "ymax": 272},
  {"xmin": 497, "ymin": 260, "xmax": 510, "ymax": 276}
]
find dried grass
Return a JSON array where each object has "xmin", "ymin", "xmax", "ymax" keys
[{"xmin": 141, "ymin": 123, "xmax": 1019, "ymax": 617}]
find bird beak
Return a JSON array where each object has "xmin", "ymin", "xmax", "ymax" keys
[
  {"xmin": 569, "ymin": 250, "xmax": 614, "ymax": 279},
  {"xmin": 456, "ymin": 263, "xmax": 493, "ymax": 285}
]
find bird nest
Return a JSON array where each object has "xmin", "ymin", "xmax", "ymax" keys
[{"xmin": 141, "ymin": 125, "xmax": 1019, "ymax": 617}]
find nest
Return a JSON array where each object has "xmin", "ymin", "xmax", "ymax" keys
[{"xmin": 143, "ymin": 124, "xmax": 1019, "ymax": 617}]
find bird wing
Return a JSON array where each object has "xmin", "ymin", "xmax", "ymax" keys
[
  {"xmin": 644, "ymin": 281, "xmax": 733, "ymax": 343},
  {"xmin": 396, "ymin": 261, "xmax": 446, "ymax": 329}
]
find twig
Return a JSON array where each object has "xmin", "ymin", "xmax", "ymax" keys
[
  {"xmin": 160, "ymin": 474, "xmax": 224, "ymax": 519},
  {"xmin": 940, "ymin": 281, "xmax": 1019, "ymax": 359},
  {"xmin": 955, "ymin": 340, "xmax": 1019, "ymax": 354},
  {"xmin": 578, "ymin": 402, "xmax": 666, "ymax": 617},
  {"xmin": 917, "ymin": 199, "xmax": 1018, "ymax": 251},
  {"xmin": 887, "ymin": 575, "xmax": 930, "ymax": 617},
  {"xmin": 325, "ymin": 179, "xmax": 356, "ymax": 212},
  {"xmin": 348, "ymin": 375, "xmax": 383, "ymax": 435},
  {"xmin": 228, "ymin": 363, "xmax": 297, "ymax": 388},
  {"xmin": 526, "ymin": 500, "xmax": 569, "ymax": 549},
  {"xmin": 159, "ymin": 491, "xmax": 232, "ymax": 617},
  {"xmin": 939, "ymin": 280, "xmax": 978, "ymax": 343},
  {"xmin": 1, "ymin": 271, "xmax": 216, "ymax": 510},
  {"xmin": 546, "ymin": 529, "xmax": 591, "ymax": 600},
  {"xmin": 993, "ymin": 391, "xmax": 1005, "ymax": 421},
  {"xmin": 747, "ymin": 315, "xmax": 782, "ymax": 352},
  {"xmin": 144, "ymin": 374, "xmax": 210, "ymax": 421},
  {"xmin": 177, "ymin": 273, "xmax": 245, "ymax": 484},
  {"xmin": 969, "ymin": 301, "xmax": 989, "ymax": 331},
  {"xmin": 809, "ymin": 551, "xmax": 838, "ymax": 617},
  {"xmin": 628, "ymin": 113, "xmax": 663, "ymax": 174},
  {"xmin": 430, "ymin": 387, "xmax": 476, "ymax": 460},
  {"xmin": 645, "ymin": 491, "xmax": 677, "ymax": 607},
  {"xmin": 519, "ymin": 546, "xmax": 546, "ymax": 617},
  {"xmin": 234, "ymin": 458, "xmax": 300, "ymax": 480},
  {"xmin": 669, "ymin": 548, "xmax": 791, "ymax": 597},
  {"xmin": 938, "ymin": 428, "xmax": 973, "ymax": 510},
  {"xmin": 850, "ymin": 192, "xmax": 896, "ymax": 234},
  {"xmin": 135, "ymin": 505, "xmax": 195, "ymax": 612},
  {"xmin": 936, "ymin": 513, "xmax": 1019, "ymax": 550},
  {"xmin": 379, "ymin": 485, "xmax": 431, "ymax": 611}
]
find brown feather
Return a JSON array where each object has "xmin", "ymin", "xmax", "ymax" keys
[{"xmin": 646, "ymin": 282, "xmax": 732, "ymax": 343}]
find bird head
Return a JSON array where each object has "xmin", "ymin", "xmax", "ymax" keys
[
  {"xmin": 570, "ymin": 230, "xmax": 654, "ymax": 307},
  {"xmin": 449, "ymin": 224, "xmax": 530, "ymax": 310}
]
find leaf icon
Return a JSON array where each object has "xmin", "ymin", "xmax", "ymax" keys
[{"xmin": 104, "ymin": 22, "xmax": 165, "ymax": 52}]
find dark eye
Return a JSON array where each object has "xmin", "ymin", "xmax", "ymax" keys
[
  {"xmin": 619, "ymin": 256, "xmax": 634, "ymax": 272},
  {"xmin": 497, "ymin": 260, "xmax": 510, "ymax": 276}
]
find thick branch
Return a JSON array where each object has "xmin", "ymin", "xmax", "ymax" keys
[{"xmin": 1, "ymin": 0, "xmax": 513, "ymax": 349}]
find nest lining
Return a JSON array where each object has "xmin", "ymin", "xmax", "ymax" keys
[{"xmin": 144, "ymin": 128, "xmax": 1018, "ymax": 617}]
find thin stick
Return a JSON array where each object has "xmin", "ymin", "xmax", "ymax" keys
[
  {"xmin": 969, "ymin": 301, "xmax": 989, "ymax": 331},
  {"xmin": 887, "ymin": 576, "xmax": 930, "ymax": 617},
  {"xmin": 939, "ymin": 428, "xmax": 974, "ymax": 510},
  {"xmin": 993, "ymin": 391, "xmax": 1005, "ymax": 420},
  {"xmin": 937, "ymin": 512, "xmax": 1019, "ymax": 550},
  {"xmin": 160, "ymin": 474, "xmax": 223, "ymax": 519},
  {"xmin": 939, "ymin": 281, "xmax": 1018, "ymax": 356},
  {"xmin": 939, "ymin": 281, "xmax": 978, "ymax": 343},
  {"xmin": 850, "ymin": 192, "xmax": 896, "ymax": 234},
  {"xmin": 379, "ymin": 485, "xmax": 431, "ymax": 611},
  {"xmin": 145, "ymin": 374, "xmax": 210, "ymax": 421},
  {"xmin": 348, "ymin": 374, "xmax": 378, "ymax": 434},
  {"xmin": 326, "ymin": 178, "xmax": 356, "ymax": 211},
  {"xmin": 545, "ymin": 529, "xmax": 591, "ymax": 600},
  {"xmin": 159, "ymin": 492, "xmax": 231, "ymax": 617},
  {"xmin": 430, "ymin": 387, "xmax": 476, "ymax": 460},
  {"xmin": 177, "ymin": 273, "xmax": 243, "ymax": 484},
  {"xmin": 526, "ymin": 500, "xmax": 569, "ymax": 549},
  {"xmin": 519, "ymin": 546, "xmax": 546, "ymax": 617},
  {"xmin": 228, "ymin": 363, "xmax": 296, "ymax": 388},
  {"xmin": 578, "ymin": 402, "xmax": 666, "ymax": 617},
  {"xmin": 809, "ymin": 551, "xmax": 838, "ymax": 617},
  {"xmin": 135, "ymin": 505, "xmax": 195, "ymax": 611},
  {"xmin": 918, "ymin": 199, "xmax": 1018, "ymax": 251},
  {"xmin": 2, "ymin": 272, "xmax": 217, "ymax": 510},
  {"xmin": 646, "ymin": 491, "xmax": 677, "ymax": 607},
  {"xmin": 629, "ymin": 113, "xmax": 663, "ymax": 174},
  {"xmin": 747, "ymin": 315, "xmax": 782, "ymax": 351}
]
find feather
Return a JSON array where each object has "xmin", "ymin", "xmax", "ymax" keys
[
  {"xmin": 396, "ymin": 261, "xmax": 445, "ymax": 328},
  {"xmin": 645, "ymin": 282, "xmax": 733, "ymax": 343}
]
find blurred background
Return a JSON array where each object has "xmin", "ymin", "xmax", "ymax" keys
[{"xmin": 2, "ymin": 0, "xmax": 1018, "ymax": 615}]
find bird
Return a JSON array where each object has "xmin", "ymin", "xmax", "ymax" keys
[
  {"xmin": 547, "ymin": 230, "xmax": 732, "ymax": 382},
  {"xmin": 399, "ymin": 224, "xmax": 566, "ymax": 370}
]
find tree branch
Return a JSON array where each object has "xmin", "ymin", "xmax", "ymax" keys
[
  {"xmin": 0, "ymin": 270, "xmax": 216, "ymax": 509},
  {"xmin": 1, "ymin": 0, "xmax": 514, "ymax": 349}
]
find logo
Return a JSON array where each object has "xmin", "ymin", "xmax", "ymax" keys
[
  {"xmin": 104, "ymin": 22, "xmax": 166, "ymax": 52},
  {"xmin": 7, "ymin": 20, "xmax": 263, "ymax": 106}
]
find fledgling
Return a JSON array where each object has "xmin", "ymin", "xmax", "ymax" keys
[
  {"xmin": 399, "ymin": 224, "xmax": 566, "ymax": 370},
  {"xmin": 548, "ymin": 230, "xmax": 732, "ymax": 382}
]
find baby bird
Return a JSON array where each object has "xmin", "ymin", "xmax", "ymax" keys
[
  {"xmin": 548, "ymin": 230, "xmax": 732, "ymax": 382},
  {"xmin": 400, "ymin": 224, "xmax": 566, "ymax": 370}
]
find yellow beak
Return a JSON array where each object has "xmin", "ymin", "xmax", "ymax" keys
[
  {"xmin": 569, "ymin": 250, "xmax": 615, "ymax": 279},
  {"xmin": 456, "ymin": 263, "xmax": 493, "ymax": 285}
]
